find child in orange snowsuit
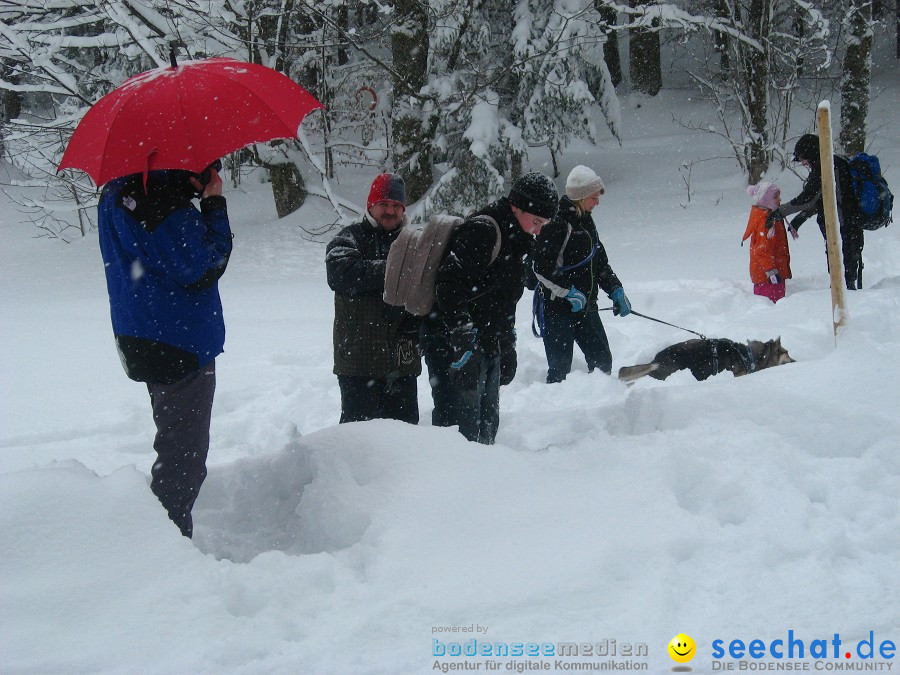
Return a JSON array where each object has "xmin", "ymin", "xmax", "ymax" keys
[{"xmin": 743, "ymin": 182, "xmax": 795, "ymax": 303}]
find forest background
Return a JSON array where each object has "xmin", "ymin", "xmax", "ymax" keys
[{"xmin": 1, "ymin": 0, "xmax": 897, "ymax": 238}]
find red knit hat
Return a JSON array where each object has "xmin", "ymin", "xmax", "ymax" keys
[{"xmin": 367, "ymin": 173, "xmax": 407, "ymax": 210}]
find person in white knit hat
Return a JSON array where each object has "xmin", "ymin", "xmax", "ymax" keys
[{"xmin": 532, "ymin": 165, "xmax": 632, "ymax": 382}]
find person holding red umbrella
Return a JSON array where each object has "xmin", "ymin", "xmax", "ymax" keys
[
  {"xmin": 59, "ymin": 56, "xmax": 325, "ymax": 538},
  {"xmin": 97, "ymin": 163, "xmax": 232, "ymax": 538}
]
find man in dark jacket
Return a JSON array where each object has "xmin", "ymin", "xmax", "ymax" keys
[
  {"xmin": 771, "ymin": 133, "xmax": 864, "ymax": 289},
  {"xmin": 325, "ymin": 173, "xmax": 421, "ymax": 424},
  {"xmin": 422, "ymin": 172, "xmax": 559, "ymax": 444},
  {"xmin": 98, "ymin": 165, "xmax": 232, "ymax": 538},
  {"xmin": 533, "ymin": 165, "xmax": 631, "ymax": 382}
]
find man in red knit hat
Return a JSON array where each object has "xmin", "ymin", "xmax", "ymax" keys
[{"xmin": 325, "ymin": 173, "xmax": 421, "ymax": 423}]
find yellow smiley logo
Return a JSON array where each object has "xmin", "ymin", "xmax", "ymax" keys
[{"xmin": 668, "ymin": 634, "xmax": 696, "ymax": 663}]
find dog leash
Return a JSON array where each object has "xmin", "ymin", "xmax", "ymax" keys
[{"xmin": 598, "ymin": 307, "xmax": 707, "ymax": 339}]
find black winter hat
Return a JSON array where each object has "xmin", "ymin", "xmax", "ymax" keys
[
  {"xmin": 793, "ymin": 134, "xmax": 820, "ymax": 163},
  {"xmin": 508, "ymin": 172, "xmax": 559, "ymax": 220}
]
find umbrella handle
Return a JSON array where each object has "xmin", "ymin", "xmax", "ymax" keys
[{"xmin": 142, "ymin": 148, "xmax": 158, "ymax": 192}]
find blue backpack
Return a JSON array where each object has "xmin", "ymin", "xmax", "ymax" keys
[{"xmin": 845, "ymin": 153, "xmax": 893, "ymax": 230}]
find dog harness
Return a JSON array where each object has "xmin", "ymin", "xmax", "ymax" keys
[{"xmin": 709, "ymin": 339, "xmax": 757, "ymax": 376}]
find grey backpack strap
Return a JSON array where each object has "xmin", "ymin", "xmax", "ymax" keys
[
  {"xmin": 383, "ymin": 226, "xmax": 417, "ymax": 307},
  {"xmin": 557, "ymin": 224, "xmax": 573, "ymax": 268},
  {"xmin": 471, "ymin": 215, "xmax": 502, "ymax": 264}
]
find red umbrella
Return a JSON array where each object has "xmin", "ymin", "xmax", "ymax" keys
[{"xmin": 58, "ymin": 57, "xmax": 324, "ymax": 186}]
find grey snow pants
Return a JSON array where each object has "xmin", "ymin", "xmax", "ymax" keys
[{"xmin": 146, "ymin": 360, "xmax": 216, "ymax": 538}]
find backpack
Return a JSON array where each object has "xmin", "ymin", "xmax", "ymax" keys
[
  {"xmin": 383, "ymin": 214, "xmax": 502, "ymax": 316},
  {"xmin": 844, "ymin": 153, "xmax": 893, "ymax": 230}
]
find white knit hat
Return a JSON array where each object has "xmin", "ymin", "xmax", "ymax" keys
[{"xmin": 565, "ymin": 165, "xmax": 606, "ymax": 201}]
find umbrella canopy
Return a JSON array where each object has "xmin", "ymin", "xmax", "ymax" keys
[{"xmin": 58, "ymin": 57, "xmax": 324, "ymax": 186}]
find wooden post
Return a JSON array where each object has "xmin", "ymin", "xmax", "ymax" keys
[{"xmin": 816, "ymin": 102, "xmax": 847, "ymax": 338}]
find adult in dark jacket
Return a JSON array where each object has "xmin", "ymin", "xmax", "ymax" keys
[
  {"xmin": 98, "ymin": 166, "xmax": 232, "ymax": 538},
  {"xmin": 770, "ymin": 133, "xmax": 864, "ymax": 289},
  {"xmin": 422, "ymin": 172, "xmax": 559, "ymax": 444},
  {"xmin": 533, "ymin": 165, "xmax": 631, "ymax": 382},
  {"xmin": 325, "ymin": 173, "xmax": 421, "ymax": 424}
]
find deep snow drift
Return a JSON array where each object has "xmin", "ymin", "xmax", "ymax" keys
[{"xmin": 2, "ymin": 62, "xmax": 899, "ymax": 674}]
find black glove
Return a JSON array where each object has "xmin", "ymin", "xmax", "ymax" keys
[
  {"xmin": 789, "ymin": 213, "xmax": 809, "ymax": 231},
  {"xmin": 448, "ymin": 325, "xmax": 480, "ymax": 390},
  {"xmin": 765, "ymin": 209, "xmax": 784, "ymax": 229},
  {"xmin": 498, "ymin": 334, "xmax": 517, "ymax": 386}
]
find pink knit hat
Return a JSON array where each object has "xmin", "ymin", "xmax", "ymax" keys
[{"xmin": 747, "ymin": 182, "xmax": 780, "ymax": 211}]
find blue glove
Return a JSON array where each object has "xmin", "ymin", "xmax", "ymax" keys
[
  {"xmin": 610, "ymin": 287, "xmax": 632, "ymax": 316},
  {"xmin": 566, "ymin": 286, "xmax": 587, "ymax": 313},
  {"xmin": 448, "ymin": 325, "xmax": 480, "ymax": 390}
]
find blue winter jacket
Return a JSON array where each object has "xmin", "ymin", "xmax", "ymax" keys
[{"xmin": 98, "ymin": 171, "xmax": 232, "ymax": 382}]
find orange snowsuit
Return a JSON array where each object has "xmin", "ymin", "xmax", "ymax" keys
[{"xmin": 742, "ymin": 205, "xmax": 792, "ymax": 284}]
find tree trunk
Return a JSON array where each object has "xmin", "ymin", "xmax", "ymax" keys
[
  {"xmin": 270, "ymin": 162, "xmax": 307, "ymax": 218},
  {"xmin": 2, "ymin": 79, "xmax": 21, "ymax": 121},
  {"xmin": 744, "ymin": 0, "xmax": 771, "ymax": 184},
  {"xmin": 714, "ymin": 0, "xmax": 731, "ymax": 77},
  {"xmin": 243, "ymin": 1, "xmax": 315, "ymax": 213},
  {"xmin": 595, "ymin": 1, "xmax": 622, "ymax": 86},
  {"xmin": 1, "ymin": 56, "xmax": 20, "ymax": 156},
  {"xmin": 793, "ymin": 4, "xmax": 806, "ymax": 77},
  {"xmin": 510, "ymin": 151, "xmax": 523, "ymax": 184},
  {"xmin": 272, "ymin": 0, "xmax": 294, "ymax": 73},
  {"xmin": 629, "ymin": 0, "xmax": 662, "ymax": 95},
  {"xmin": 1, "ymin": 75, "xmax": 22, "ymax": 156},
  {"xmin": 336, "ymin": 4, "xmax": 350, "ymax": 66},
  {"xmin": 391, "ymin": 0, "xmax": 432, "ymax": 204},
  {"xmin": 840, "ymin": 0, "xmax": 873, "ymax": 155}
]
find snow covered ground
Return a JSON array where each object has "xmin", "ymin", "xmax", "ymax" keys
[{"xmin": 2, "ymin": 57, "xmax": 899, "ymax": 674}]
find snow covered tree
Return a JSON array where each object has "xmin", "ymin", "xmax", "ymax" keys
[
  {"xmin": 225, "ymin": 0, "xmax": 317, "ymax": 217},
  {"xmin": 669, "ymin": 0, "xmax": 831, "ymax": 183},
  {"xmin": 391, "ymin": 0, "xmax": 432, "ymax": 202},
  {"xmin": 740, "ymin": 0, "xmax": 771, "ymax": 183},
  {"xmin": 7, "ymin": 0, "xmax": 888, "ymax": 235},
  {"xmin": 422, "ymin": 0, "xmax": 621, "ymax": 216},
  {"xmin": 308, "ymin": 0, "xmax": 623, "ymax": 216},
  {"xmin": 594, "ymin": 0, "xmax": 622, "ymax": 86},
  {"xmin": 839, "ymin": 0, "xmax": 874, "ymax": 155},
  {"xmin": 629, "ymin": 0, "xmax": 662, "ymax": 95},
  {"xmin": 0, "ymin": 0, "xmax": 193, "ymax": 237}
]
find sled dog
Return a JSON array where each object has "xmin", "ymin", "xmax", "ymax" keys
[{"xmin": 617, "ymin": 337, "xmax": 794, "ymax": 382}]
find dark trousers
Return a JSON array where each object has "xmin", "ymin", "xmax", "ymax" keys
[
  {"xmin": 818, "ymin": 220, "xmax": 865, "ymax": 289},
  {"xmin": 146, "ymin": 361, "xmax": 216, "ymax": 538},
  {"xmin": 841, "ymin": 224, "xmax": 864, "ymax": 289},
  {"xmin": 542, "ymin": 302, "xmax": 612, "ymax": 382},
  {"xmin": 424, "ymin": 347, "xmax": 501, "ymax": 445},
  {"xmin": 337, "ymin": 374, "xmax": 419, "ymax": 424}
]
